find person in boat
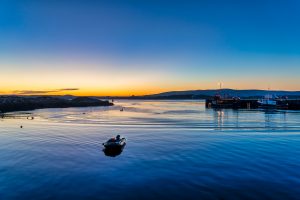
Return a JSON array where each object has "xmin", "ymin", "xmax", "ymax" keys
[
  {"xmin": 116, "ymin": 135, "xmax": 121, "ymax": 141},
  {"xmin": 108, "ymin": 135, "xmax": 121, "ymax": 142}
]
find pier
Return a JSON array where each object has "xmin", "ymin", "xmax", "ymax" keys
[{"xmin": 205, "ymin": 98, "xmax": 300, "ymax": 110}]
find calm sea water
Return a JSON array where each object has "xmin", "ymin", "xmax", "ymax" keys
[{"xmin": 0, "ymin": 100, "xmax": 300, "ymax": 200}]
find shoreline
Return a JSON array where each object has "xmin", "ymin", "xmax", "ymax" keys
[{"xmin": 0, "ymin": 96, "xmax": 113, "ymax": 114}]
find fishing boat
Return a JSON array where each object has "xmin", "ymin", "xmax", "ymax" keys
[{"xmin": 258, "ymin": 94, "xmax": 277, "ymax": 108}]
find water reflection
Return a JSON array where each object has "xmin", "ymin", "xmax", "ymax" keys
[
  {"xmin": 103, "ymin": 146, "xmax": 125, "ymax": 157},
  {"xmin": 213, "ymin": 109, "xmax": 232, "ymax": 128},
  {"xmin": 212, "ymin": 108, "xmax": 291, "ymax": 129},
  {"xmin": 2, "ymin": 100, "xmax": 300, "ymax": 130},
  {"xmin": 264, "ymin": 110, "xmax": 287, "ymax": 129},
  {"xmin": 233, "ymin": 109, "xmax": 240, "ymax": 128},
  {"xmin": 214, "ymin": 109, "xmax": 225, "ymax": 128}
]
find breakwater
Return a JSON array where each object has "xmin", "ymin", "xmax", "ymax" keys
[{"xmin": 206, "ymin": 99, "xmax": 300, "ymax": 110}]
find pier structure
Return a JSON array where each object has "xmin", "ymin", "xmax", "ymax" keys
[{"xmin": 205, "ymin": 98, "xmax": 300, "ymax": 110}]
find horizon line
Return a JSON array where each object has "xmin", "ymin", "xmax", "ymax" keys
[{"xmin": 1, "ymin": 88, "xmax": 300, "ymax": 97}]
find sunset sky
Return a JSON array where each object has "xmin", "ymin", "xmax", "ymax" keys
[{"xmin": 1, "ymin": 0, "xmax": 300, "ymax": 96}]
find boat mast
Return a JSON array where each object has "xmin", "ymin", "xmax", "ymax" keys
[{"xmin": 218, "ymin": 82, "xmax": 223, "ymax": 97}]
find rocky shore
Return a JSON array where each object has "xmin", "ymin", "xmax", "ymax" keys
[{"xmin": 0, "ymin": 96, "xmax": 113, "ymax": 113}]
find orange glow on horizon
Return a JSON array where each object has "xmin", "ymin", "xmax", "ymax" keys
[
  {"xmin": 1, "ymin": 83, "xmax": 300, "ymax": 97},
  {"xmin": 1, "ymin": 61, "xmax": 300, "ymax": 96}
]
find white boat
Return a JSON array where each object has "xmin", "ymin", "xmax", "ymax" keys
[{"xmin": 258, "ymin": 94, "xmax": 277, "ymax": 108}]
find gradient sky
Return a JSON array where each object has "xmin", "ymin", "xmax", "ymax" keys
[{"xmin": 1, "ymin": 0, "xmax": 300, "ymax": 96}]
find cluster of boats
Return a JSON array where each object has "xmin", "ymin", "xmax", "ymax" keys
[{"xmin": 209, "ymin": 93, "xmax": 289, "ymax": 109}]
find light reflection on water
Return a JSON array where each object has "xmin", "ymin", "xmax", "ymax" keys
[
  {"xmin": 0, "ymin": 100, "xmax": 300, "ymax": 199},
  {"xmin": 8, "ymin": 100, "xmax": 299, "ymax": 130}
]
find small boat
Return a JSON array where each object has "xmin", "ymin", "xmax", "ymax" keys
[{"xmin": 103, "ymin": 135, "xmax": 126, "ymax": 149}]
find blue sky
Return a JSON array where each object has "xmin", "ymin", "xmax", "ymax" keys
[{"xmin": 0, "ymin": 0, "xmax": 299, "ymax": 95}]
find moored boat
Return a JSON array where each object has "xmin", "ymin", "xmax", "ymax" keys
[{"xmin": 258, "ymin": 94, "xmax": 277, "ymax": 108}]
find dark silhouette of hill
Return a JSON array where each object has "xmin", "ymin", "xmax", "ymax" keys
[
  {"xmin": 100, "ymin": 89, "xmax": 300, "ymax": 100},
  {"xmin": 0, "ymin": 96, "xmax": 113, "ymax": 113},
  {"xmin": 147, "ymin": 89, "xmax": 300, "ymax": 98}
]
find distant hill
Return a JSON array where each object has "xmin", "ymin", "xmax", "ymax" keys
[{"xmin": 141, "ymin": 89, "xmax": 300, "ymax": 99}]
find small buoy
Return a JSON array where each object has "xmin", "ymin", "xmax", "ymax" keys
[
  {"xmin": 20, "ymin": 125, "xmax": 23, "ymax": 128},
  {"xmin": 120, "ymin": 108, "xmax": 124, "ymax": 112},
  {"xmin": 31, "ymin": 117, "xmax": 34, "ymax": 120}
]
